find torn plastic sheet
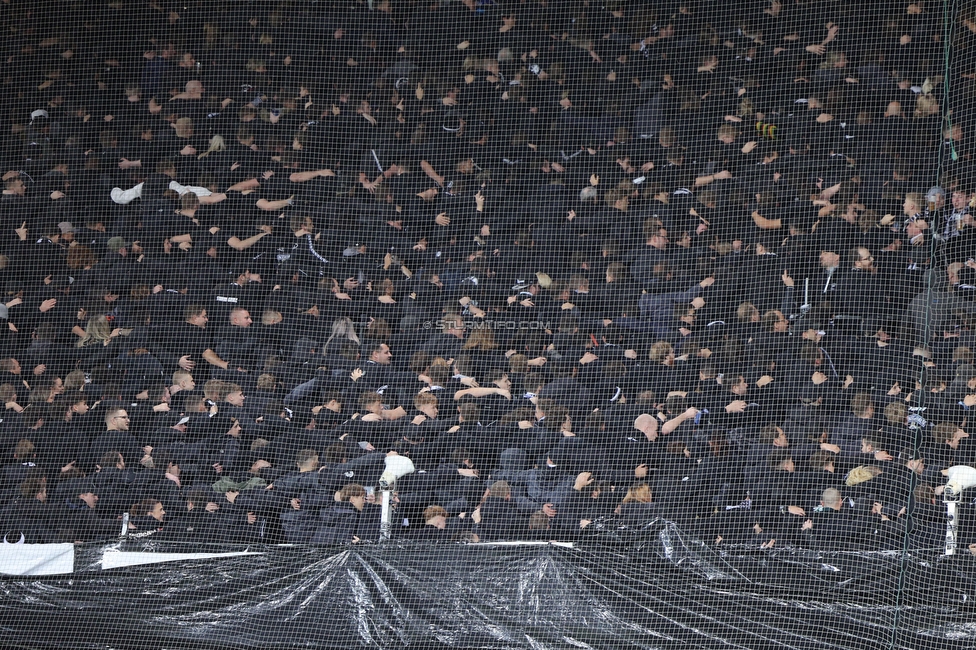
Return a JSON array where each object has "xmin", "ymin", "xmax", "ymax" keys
[{"xmin": 0, "ymin": 521, "xmax": 975, "ymax": 649}]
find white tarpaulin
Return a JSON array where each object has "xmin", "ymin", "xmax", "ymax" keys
[{"xmin": 0, "ymin": 543, "xmax": 75, "ymax": 575}]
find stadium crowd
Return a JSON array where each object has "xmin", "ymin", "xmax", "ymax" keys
[{"xmin": 2, "ymin": 0, "xmax": 976, "ymax": 551}]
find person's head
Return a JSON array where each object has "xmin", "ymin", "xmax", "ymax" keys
[
  {"xmin": 184, "ymin": 488, "xmax": 213, "ymax": 512},
  {"xmin": 414, "ymin": 392, "xmax": 438, "ymax": 418},
  {"xmin": 4, "ymin": 177, "xmax": 25, "ymax": 195},
  {"xmin": 737, "ymin": 301, "xmax": 760, "ymax": 324},
  {"xmin": 906, "ymin": 216, "xmax": 929, "ymax": 241},
  {"xmin": 156, "ymin": 159, "xmax": 177, "ymax": 178},
  {"xmin": 489, "ymin": 370, "xmax": 511, "ymax": 391},
  {"xmin": 901, "ymin": 448, "xmax": 925, "ymax": 474},
  {"xmin": 762, "ymin": 310, "xmax": 789, "ymax": 333},
  {"xmin": 621, "ymin": 482, "xmax": 652, "ymax": 504},
  {"xmin": 904, "ymin": 192, "xmax": 923, "ymax": 217},
  {"xmin": 296, "ymin": 449, "xmax": 320, "ymax": 472},
  {"xmin": 359, "ymin": 391, "xmax": 384, "ymax": 414},
  {"xmin": 884, "ymin": 401, "xmax": 907, "ymax": 425},
  {"xmin": 851, "ymin": 393, "xmax": 874, "ymax": 419},
  {"xmin": 105, "ymin": 407, "xmax": 129, "ymax": 431},
  {"xmin": 489, "ymin": 481, "xmax": 511, "ymax": 500},
  {"xmin": 229, "ymin": 308, "xmax": 252, "ymax": 328},
  {"xmin": 426, "ymin": 360, "xmax": 451, "ymax": 386},
  {"xmin": 180, "ymin": 192, "xmax": 200, "ymax": 212},
  {"xmin": 934, "ymin": 422, "xmax": 970, "ymax": 448},
  {"xmin": 20, "ymin": 477, "xmax": 46, "ymax": 502},
  {"xmin": 78, "ymin": 315, "xmax": 113, "ymax": 347},
  {"xmin": 99, "ymin": 450, "xmax": 124, "ymax": 470},
  {"xmin": 535, "ymin": 397, "xmax": 555, "ymax": 422},
  {"xmin": 366, "ymin": 342, "xmax": 392, "ymax": 365},
  {"xmin": 66, "ymin": 245, "xmax": 96, "ymax": 270},
  {"xmin": 821, "ymin": 487, "xmax": 843, "ymax": 511},
  {"xmin": 759, "ymin": 424, "xmax": 790, "ymax": 448},
  {"xmin": 180, "ymin": 305, "xmax": 207, "ymax": 328},
  {"xmin": 945, "ymin": 123, "xmax": 964, "ymax": 142},
  {"xmin": 643, "ymin": 218, "xmax": 668, "ymax": 246},
  {"xmin": 606, "ymin": 261, "xmax": 627, "ymax": 283},
  {"xmin": 423, "ymin": 505, "xmax": 448, "ymax": 528},
  {"xmin": 768, "ymin": 448, "xmax": 794, "ymax": 472},
  {"xmin": 850, "ymin": 247, "xmax": 876, "ymax": 272},
  {"xmin": 310, "ymin": 389, "xmax": 341, "ymax": 416},
  {"xmin": 337, "ymin": 483, "xmax": 366, "ymax": 511},
  {"xmin": 131, "ymin": 498, "xmax": 165, "ymax": 522},
  {"xmin": 154, "ymin": 450, "xmax": 179, "ymax": 476},
  {"xmin": 809, "ymin": 450, "xmax": 835, "ymax": 473},
  {"xmin": 727, "ymin": 374, "xmax": 748, "ymax": 397},
  {"xmin": 861, "ymin": 435, "xmax": 885, "ymax": 455},
  {"xmin": 925, "ymin": 185, "xmax": 945, "ymax": 210},
  {"xmin": 172, "ymin": 370, "xmax": 195, "ymax": 391},
  {"xmin": 952, "ymin": 189, "xmax": 969, "ymax": 211},
  {"xmin": 462, "ymin": 326, "xmax": 497, "ymax": 350},
  {"xmin": 224, "ymin": 383, "xmax": 245, "ymax": 407},
  {"xmin": 820, "ymin": 250, "xmax": 840, "ymax": 270},
  {"xmin": 884, "ymin": 100, "xmax": 904, "ymax": 118},
  {"xmin": 365, "ymin": 317, "xmax": 391, "ymax": 342},
  {"xmin": 63, "ymin": 392, "xmax": 89, "ymax": 417},
  {"xmin": 0, "ymin": 358, "xmax": 21, "ymax": 375},
  {"xmin": 528, "ymin": 510, "xmax": 551, "ymax": 530},
  {"xmin": 13, "ymin": 439, "xmax": 35, "ymax": 460},
  {"xmin": 174, "ymin": 117, "xmax": 193, "ymax": 138},
  {"xmin": 203, "ymin": 379, "xmax": 225, "ymax": 401},
  {"xmin": 674, "ymin": 302, "xmax": 696, "ymax": 326},
  {"xmin": 457, "ymin": 401, "xmax": 481, "ymax": 424},
  {"xmin": 716, "ymin": 124, "xmax": 738, "ymax": 144},
  {"xmin": 649, "ymin": 340, "xmax": 674, "ymax": 365},
  {"xmin": 327, "ymin": 317, "xmax": 360, "ymax": 344}
]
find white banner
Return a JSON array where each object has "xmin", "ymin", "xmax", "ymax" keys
[
  {"xmin": 0, "ymin": 543, "xmax": 75, "ymax": 576},
  {"xmin": 102, "ymin": 550, "xmax": 262, "ymax": 570}
]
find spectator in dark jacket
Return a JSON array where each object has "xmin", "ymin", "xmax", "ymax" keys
[{"xmin": 310, "ymin": 483, "xmax": 366, "ymax": 545}]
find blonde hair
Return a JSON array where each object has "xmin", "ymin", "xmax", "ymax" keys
[
  {"xmin": 462, "ymin": 327, "xmax": 497, "ymax": 351},
  {"xmin": 424, "ymin": 505, "xmax": 448, "ymax": 522},
  {"xmin": 509, "ymin": 353, "xmax": 528, "ymax": 373},
  {"xmin": 915, "ymin": 94, "xmax": 940, "ymax": 118},
  {"xmin": 77, "ymin": 315, "xmax": 112, "ymax": 348},
  {"xmin": 174, "ymin": 117, "xmax": 193, "ymax": 137},
  {"xmin": 489, "ymin": 481, "xmax": 511, "ymax": 499},
  {"xmin": 649, "ymin": 341, "xmax": 674, "ymax": 363},
  {"xmin": 737, "ymin": 302, "xmax": 759, "ymax": 323},
  {"xmin": 198, "ymin": 134, "xmax": 227, "ymax": 159},
  {"xmin": 621, "ymin": 483, "xmax": 652, "ymax": 504},
  {"xmin": 325, "ymin": 317, "xmax": 360, "ymax": 348}
]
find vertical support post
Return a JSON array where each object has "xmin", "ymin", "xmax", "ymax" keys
[
  {"xmin": 945, "ymin": 500, "xmax": 958, "ymax": 556},
  {"xmin": 380, "ymin": 488, "xmax": 392, "ymax": 541}
]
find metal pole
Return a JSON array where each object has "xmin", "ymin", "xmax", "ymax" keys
[
  {"xmin": 380, "ymin": 489, "xmax": 392, "ymax": 541},
  {"xmin": 945, "ymin": 499, "xmax": 958, "ymax": 556}
]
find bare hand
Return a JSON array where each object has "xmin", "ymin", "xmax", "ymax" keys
[{"xmin": 726, "ymin": 400, "xmax": 748, "ymax": 414}]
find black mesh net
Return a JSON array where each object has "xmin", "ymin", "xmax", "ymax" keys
[{"xmin": 2, "ymin": 0, "xmax": 976, "ymax": 648}]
